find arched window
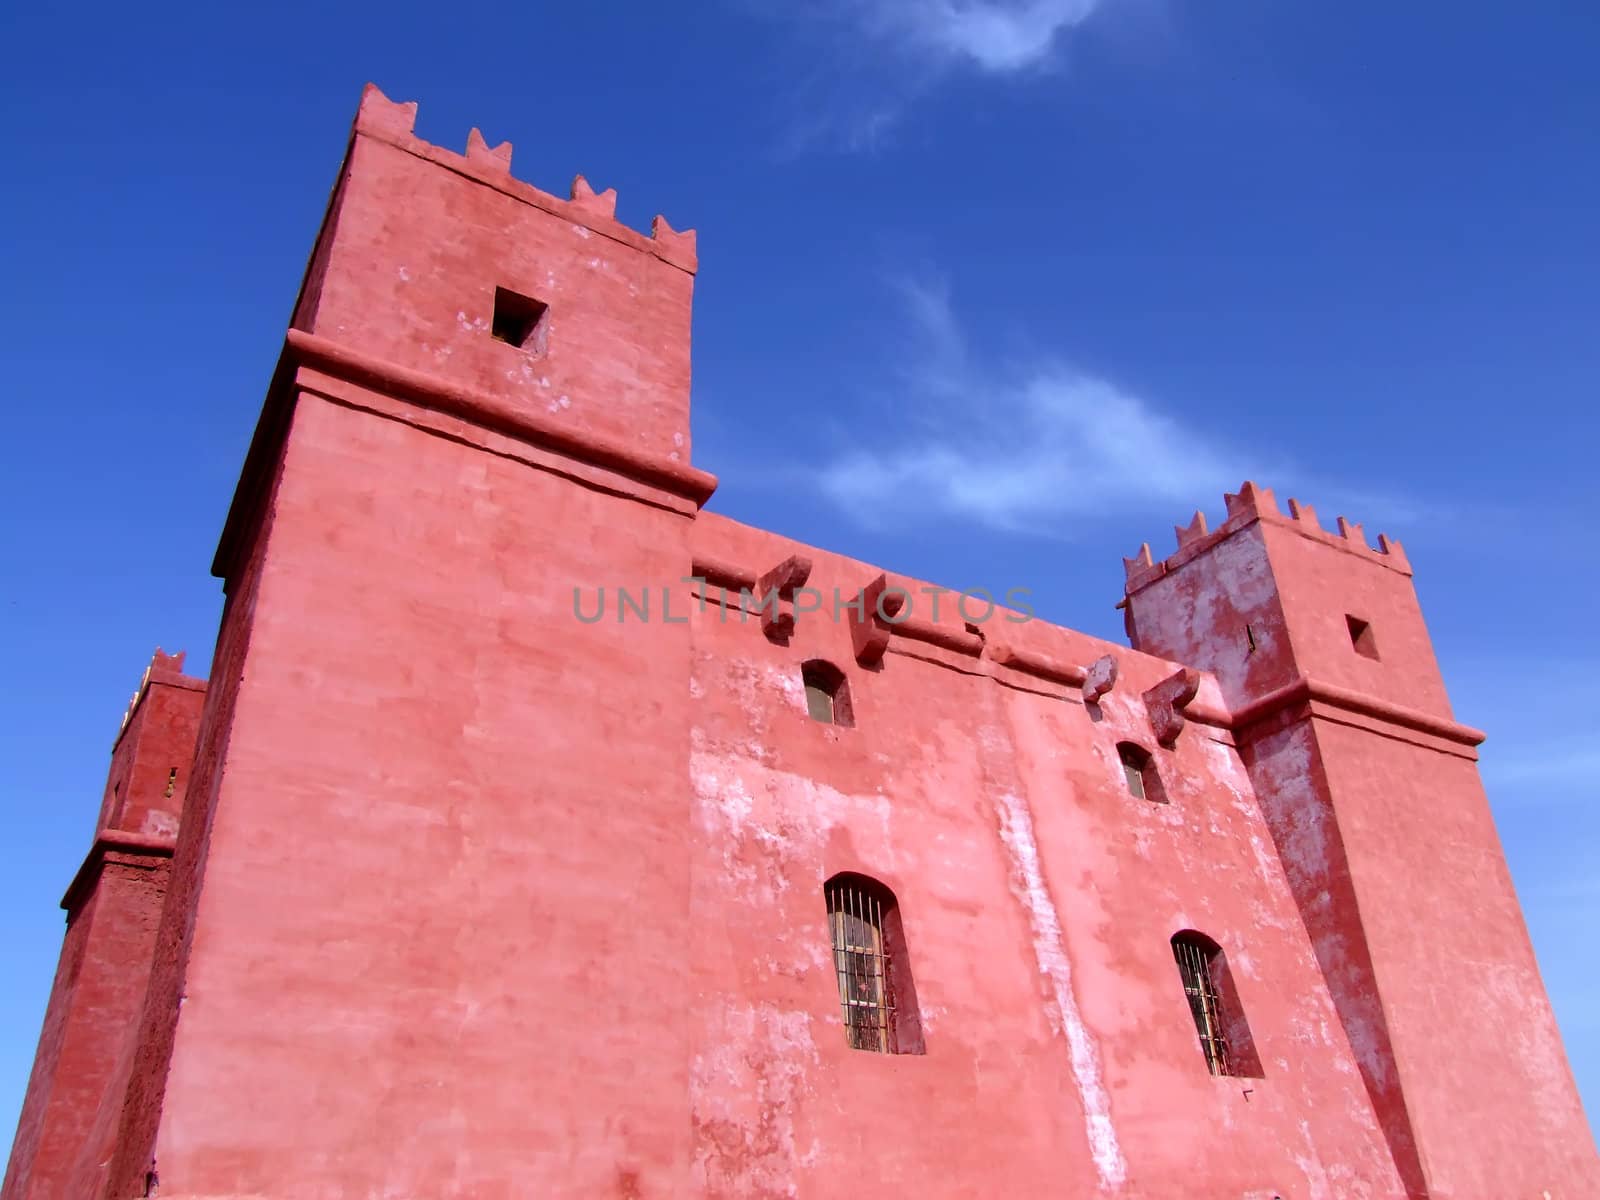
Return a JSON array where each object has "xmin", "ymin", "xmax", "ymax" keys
[
  {"xmin": 824, "ymin": 873, "xmax": 923, "ymax": 1054},
  {"xmin": 1170, "ymin": 931, "xmax": 1260, "ymax": 1077},
  {"xmin": 1117, "ymin": 742, "xmax": 1165, "ymax": 804},
  {"xmin": 802, "ymin": 660, "xmax": 853, "ymax": 727}
]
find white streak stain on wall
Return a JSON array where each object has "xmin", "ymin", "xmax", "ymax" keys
[{"xmin": 993, "ymin": 788, "xmax": 1127, "ymax": 1190}]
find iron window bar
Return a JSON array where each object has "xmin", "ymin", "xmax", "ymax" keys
[
  {"xmin": 827, "ymin": 879, "xmax": 896, "ymax": 1053},
  {"xmin": 1173, "ymin": 935, "xmax": 1232, "ymax": 1076}
]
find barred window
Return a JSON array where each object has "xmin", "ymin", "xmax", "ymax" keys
[
  {"xmin": 1172, "ymin": 932, "xmax": 1236, "ymax": 1075},
  {"xmin": 824, "ymin": 873, "xmax": 922, "ymax": 1054}
]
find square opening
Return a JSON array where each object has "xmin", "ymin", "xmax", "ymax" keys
[
  {"xmin": 1346, "ymin": 615, "xmax": 1379, "ymax": 660},
  {"xmin": 491, "ymin": 286, "xmax": 549, "ymax": 354}
]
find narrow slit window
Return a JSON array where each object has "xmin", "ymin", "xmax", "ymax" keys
[
  {"xmin": 490, "ymin": 286, "xmax": 550, "ymax": 354},
  {"xmin": 824, "ymin": 873, "xmax": 924, "ymax": 1055},
  {"xmin": 1346, "ymin": 614, "xmax": 1379, "ymax": 660},
  {"xmin": 801, "ymin": 660, "xmax": 853, "ymax": 727},
  {"xmin": 1117, "ymin": 742, "xmax": 1164, "ymax": 804},
  {"xmin": 1171, "ymin": 932, "xmax": 1246, "ymax": 1076}
]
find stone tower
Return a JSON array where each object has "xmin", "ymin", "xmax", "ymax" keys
[
  {"xmin": 5, "ymin": 86, "xmax": 1596, "ymax": 1199},
  {"xmin": 1124, "ymin": 484, "xmax": 1596, "ymax": 1197},
  {"xmin": 2, "ymin": 653, "xmax": 204, "ymax": 1200}
]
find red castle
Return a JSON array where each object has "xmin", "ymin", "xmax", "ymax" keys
[{"xmin": 5, "ymin": 85, "xmax": 1596, "ymax": 1199}]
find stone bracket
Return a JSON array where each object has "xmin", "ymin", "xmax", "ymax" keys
[{"xmin": 1144, "ymin": 667, "xmax": 1201, "ymax": 747}]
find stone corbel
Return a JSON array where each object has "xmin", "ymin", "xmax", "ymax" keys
[
  {"xmin": 1082, "ymin": 654, "xmax": 1118, "ymax": 704},
  {"xmin": 1144, "ymin": 667, "xmax": 1200, "ymax": 747},
  {"xmin": 755, "ymin": 555, "xmax": 813, "ymax": 641}
]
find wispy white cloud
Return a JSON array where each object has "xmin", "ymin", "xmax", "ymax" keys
[
  {"xmin": 754, "ymin": 1, "xmax": 1116, "ymax": 152},
  {"xmin": 812, "ymin": 275, "xmax": 1430, "ymax": 537},
  {"xmin": 853, "ymin": 0, "xmax": 1104, "ymax": 73},
  {"xmin": 816, "ymin": 276, "xmax": 1270, "ymax": 533}
]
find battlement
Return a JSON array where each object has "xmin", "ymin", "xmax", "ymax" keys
[
  {"xmin": 352, "ymin": 84, "xmax": 697, "ymax": 273},
  {"xmin": 1122, "ymin": 480, "xmax": 1411, "ymax": 594},
  {"xmin": 114, "ymin": 648, "xmax": 205, "ymax": 747},
  {"xmin": 254, "ymin": 82, "xmax": 706, "ymax": 519}
]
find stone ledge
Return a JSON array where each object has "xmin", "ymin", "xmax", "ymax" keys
[
  {"xmin": 1231, "ymin": 676, "xmax": 1485, "ymax": 750},
  {"xmin": 60, "ymin": 830, "xmax": 177, "ymax": 913},
  {"xmin": 287, "ymin": 328, "xmax": 717, "ymax": 506}
]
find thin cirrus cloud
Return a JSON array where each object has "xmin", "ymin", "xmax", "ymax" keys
[
  {"xmin": 855, "ymin": 0, "xmax": 1105, "ymax": 72},
  {"xmin": 815, "ymin": 277, "xmax": 1267, "ymax": 535},
  {"xmin": 762, "ymin": 1, "xmax": 1112, "ymax": 151}
]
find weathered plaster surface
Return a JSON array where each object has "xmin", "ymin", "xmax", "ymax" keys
[{"xmin": 6, "ymin": 87, "xmax": 1596, "ymax": 1200}]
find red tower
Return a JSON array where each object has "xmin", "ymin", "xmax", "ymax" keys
[
  {"xmin": 1123, "ymin": 486, "xmax": 1598, "ymax": 1197},
  {"xmin": 4, "ymin": 86, "xmax": 1596, "ymax": 1199},
  {"xmin": 3, "ymin": 653, "xmax": 204, "ymax": 1200},
  {"xmin": 105, "ymin": 83, "xmax": 714, "ymax": 1200}
]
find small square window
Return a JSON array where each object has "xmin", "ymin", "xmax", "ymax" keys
[
  {"xmin": 1346, "ymin": 615, "xmax": 1379, "ymax": 660},
  {"xmin": 490, "ymin": 286, "xmax": 549, "ymax": 354}
]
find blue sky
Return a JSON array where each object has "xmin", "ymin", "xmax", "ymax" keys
[{"xmin": 2, "ymin": 0, "xmax": 1597, "ymax": 1150}]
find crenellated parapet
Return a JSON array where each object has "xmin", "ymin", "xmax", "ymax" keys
[
  {"xmin": 115, "ymin": 648, "xmax": 204, "ymax": 745},
  {"xmin": 1123, "ymin": 480, "xmax": 1411, "ymax": 594},
  {"xmin": 353, "ymin": 84, "xmax": 697, "ymax": 273}
]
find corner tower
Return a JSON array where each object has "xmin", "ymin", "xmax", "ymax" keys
[
  {"xmin": 3, "ymin": 651, "xmax": 205, "ymax": 1200},
  {"xmin": 102, "ymin": 85, "xmax": 716, "ymax": 1199},
  {"xmin": 1123, "ymin": 483, "xmax": 1598, "ymax": 1199},
  {"xmin": 292, "ymin": 85, "xmax": 698, "ymax": 458}
]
